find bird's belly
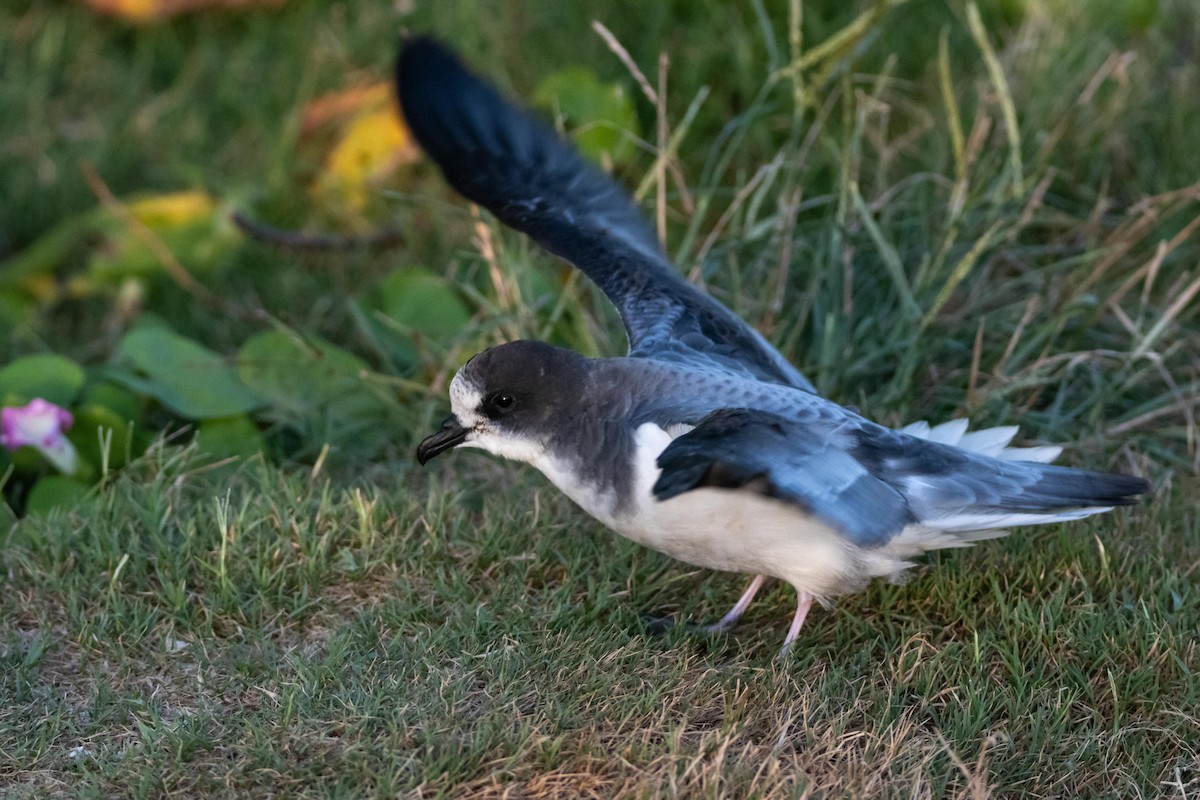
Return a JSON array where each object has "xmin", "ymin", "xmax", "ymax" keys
[
  {"xmin": 615, "ymin": 488, "xmax": 862, "ymax": 596},
  {"xmin": 531, "ymin": 421, "xmax": 914, "ymax": 598}
]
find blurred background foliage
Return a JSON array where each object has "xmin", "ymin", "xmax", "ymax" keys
[
  {"xmin": 1, "ymin": 0, "xmax": 1196, "ymax": 516},
  {"xmin": 2, "ymin": 3, "xmax": 1199, "ymax": 796}
]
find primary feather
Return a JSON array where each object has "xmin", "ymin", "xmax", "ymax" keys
[{"xmin": 397, "ymin": 37, "xmax": 816, "ymax": 392}]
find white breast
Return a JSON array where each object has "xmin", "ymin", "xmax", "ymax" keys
[
  {"xmin": 606, "ymin": 423, "xmax": 890, "ymax": 599},
  {"xmin": 513, "ymin": 422, "xmax": 943, "ymax": 600}
]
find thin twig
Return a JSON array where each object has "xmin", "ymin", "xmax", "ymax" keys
[
  {"xmin": 967, "ymin": 316, "xmax": 985, "ymax": 407},
  {"xmin": 656, "ymin": 52, "xmax": 669, "ymax": 247},
  {"xmin": 231, "ymin": 211, "xmax": 404, "ymax": 252},
  {"xmin": 80, "ymin": 162, "xmax": 222, "ymax": 309},
  {"xmin": 593, "ymin": 21, "xmax": 695, "ymax": 220},
  {"xmin": 1106, "ymin": 396, "xmax": 1200, "ymax": 436},
  {"xmin": 591, "ymin": 21, "xmax": 657, "ymax": 104}
]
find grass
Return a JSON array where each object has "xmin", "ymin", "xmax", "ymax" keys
[{"xmin": 2, "ymin": 0, "xmax": 1199, "ymax": 797}]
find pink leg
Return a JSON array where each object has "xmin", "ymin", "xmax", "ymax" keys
[
  {"xmin": 703, "ymin": 574, "xmax": 768, "ymax": 633},
  {"xmin": 778, "ymin": 591, "xmax": 815, "ymax": 658}
]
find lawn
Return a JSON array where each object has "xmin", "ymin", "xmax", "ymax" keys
[{"xmin": 2, "ymin": 1, "xmax": 1198, "ymax": 797}]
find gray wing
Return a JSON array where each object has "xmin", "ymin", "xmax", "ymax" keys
[
  {"xmin": 396, "ymin": 37, "xmax": 815, "ymax": 392},
  {"xmin": 653, "ymin": 408, "xmax": 915, "ymax": 546},
  {"xmin": 849, "ymin": 426, "xmax": 1149, "ymax": 532},
  {"xmin": 653, "ymin": 408, "xmax": 1149, "ymax": 547}
]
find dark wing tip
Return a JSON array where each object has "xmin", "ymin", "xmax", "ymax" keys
[
  {"xmin": 395, "ymin": 36, "xmax": 479, "ymax": 160},
  {"xmin": 1090, "ymin": 472, "xmax": 1152, "ymax": 506},
  {"xmin": 394, "ymin": 34, "xmax": 559, "ymax": 214},
  {"xmin": 1027, "ymin": 466, "xmax": 1152, "ymax": 509},
  {"xmin": 397, "ymin": 36, "xmax": 468, "ymax": 101},
  {"xmin": 393, "ymin": 34, "xmax": 670, "ymax": 275}
]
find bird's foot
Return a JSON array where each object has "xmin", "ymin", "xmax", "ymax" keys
[
  {"xmin": 701, "ymin": 574, "xmax": 769, "ymax": 634},
  {"xmin": 775, "ymin": 591, "xmax": 814, "ymax": 660}
]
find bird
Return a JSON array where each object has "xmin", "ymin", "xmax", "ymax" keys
[{"xmin": 397, "ymin": 37, "xmax": 1150, "ymax": 654}]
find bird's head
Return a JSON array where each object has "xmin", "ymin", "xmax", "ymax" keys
[{"xmin": 416, "ymin": 340, "xmax": 591, "ymax": 465}]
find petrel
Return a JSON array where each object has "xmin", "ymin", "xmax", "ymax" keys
[{"xmin": 399, "ymin": 38, "xmax": 1149, "ymax": 653}]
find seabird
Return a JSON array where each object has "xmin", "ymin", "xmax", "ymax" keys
[{"xmin": 399, "ymin": 37, "xmax": 1149, "ymax": 654}]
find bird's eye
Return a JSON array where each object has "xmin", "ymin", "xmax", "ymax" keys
[{"xmin": 491, "ymin": 393, "xmax": 515, "ymax": 411}]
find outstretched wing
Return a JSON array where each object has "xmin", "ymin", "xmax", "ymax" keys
[
  {"xmin": 653, "ymin": 408, "xmax": 1149, "ymax": 548},
  {"xmin": 396, "ymin": 37, "xmax": 815, "ymax": 392}
]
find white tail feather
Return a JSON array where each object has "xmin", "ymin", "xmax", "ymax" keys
[
  {"xmin": 997, "ymin": 445, "xmax": 1062, "ymax": 463},
  {"xmin": 956, "ymin": 425, "xmax": 1018, "ymax": 456},
  {"xmin": 927, "ymin": 418, "xmax": 970, "ymax": 444},
  {"xmin": 903, "ymin": 418, "xmax": 1061, "ymax": 463},
  {"xmin": 927, "ymin": 506, "xmax": 1112, "ymax": 533}
]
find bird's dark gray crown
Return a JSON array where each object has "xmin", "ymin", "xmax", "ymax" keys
[
  {"xmin": 461, "ymin": 341, "xmax": 587, "ymax": 389},
  {"xmin": 458, "ymin": 341, "xmax": 592, "ymax": 426}
]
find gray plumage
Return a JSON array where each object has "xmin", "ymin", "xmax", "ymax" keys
[{"xmin": 401, "ymin": 38, "xmax": 1150, "ymax": 651}]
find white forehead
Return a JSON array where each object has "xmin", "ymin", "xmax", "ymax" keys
[{"xmin": 449, "ymin": 370, "xmax": 483, "ymax": 415}]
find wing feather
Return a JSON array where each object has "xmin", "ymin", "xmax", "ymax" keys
[
  {"xmin": 652, "ymin": 408, "xmax": 1149, "ymax": 548},
  {"xmin": 396, "ymin": 37, "xmax": 815, "ymax": 391}
]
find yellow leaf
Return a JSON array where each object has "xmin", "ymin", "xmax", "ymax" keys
[
  {"xmin": 300, "ymin": 83, "xmax": 393, "ymax": 138},
  {"xmin": 126, "ymin": 191, "xmax": 216, "ymax": 228},
  {"xmin": 23, "ymin": 275, "xmax": 59, "ymax": 304},
  {"xmin": 83, "ymin": 0, "xmax": 287, "ymax": 23},
  {"xmin": 84, "ymin": 0, "xmax": 159, "ymax": 22},
  {"xmin": 315, "ymin": 104, "xmax": 418, "ymax": 212}
]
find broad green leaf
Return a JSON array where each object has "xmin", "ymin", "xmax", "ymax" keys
[
  {"xmin": 80, "ymin": 381, "xmax": 142, "ymax": 426},
  {"xmin": 197, "ymin": 415, "xmax": 265, "ymax": 460},
  {"xmin": 25, "ymin": 476, "xmax": 89, "ymax": 515},
  {"xmin": 0, "ymin": 290, "xmax": 37, "ymax": 329},
  {"xmin": 378, "ymin": 268, "xmax": 472, "ymax": 338},
  {"xmin": 112, "ymin": 326, "xmax": 264, "ymax": 420},
  {"xmin": 360, "ymin": 267, "xmax": 474, "ymax": 369},
  {"xmin": 0, "ymin": 355, "xmax": 86, "ymax": 407},
  {"xmin": 238, "ymin": 331, "xmax": 373, "ymax": 417},
  {"xmin": 237, "ymin": 331, "xmax": 395, "ymax": 455},
  {"xmin": 0, "ymin": 209, "xmax": 103, "ymax": 299},
  {"xmin": 69, "ymin": 404, "xmax": 137, "ymax": 472},
  {"xmin": 87, "ymin": 193, "xmax": 239, "ymax": 284},
  {"xmin": 533, "ymin": 68, "xmax": 638, "ymax": 164},
  {"xmin": 0, "ymin": 191, "xmax": 237, "ymax": 304}
]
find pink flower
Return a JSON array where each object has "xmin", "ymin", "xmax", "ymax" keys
[{"xmin": 1, "ymin": 398, "xmax": 79, "ymax": 475}]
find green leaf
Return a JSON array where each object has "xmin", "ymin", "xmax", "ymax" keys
[
  {"xmin": 237, "ymin": 331, "xmax": 395, "ymax": 455},
  {"xmin": 0, "ymin": 354, "xmax": 86, "ymax": 407},
  {"xmin": 111, "ymin": 326, "xmax": 264, "ymax": 420},
  {"xmin": 86, "ymin": 217, "xmax": 238, "ymax": 285},
  {"xmin": 0, "ymin": 208, "xmax": 104, "ymax": 295},
  {"xmin": 0, "ymin": 290, "xmax": 37, "ymax": 330},
  {"xmin": 379, "ymin": 269, "xmax": 472, "ymax": 338},
  {"xmin": 373, "ymin": 268, "xmax": 473, "ymax": 365},
  {"xmin": 25, "ymin": 476, "xmax": 89, "ymax": 515},
  {"xmin": 80, "ymin": 381, "xmax": 142, "ymax": 426},
  {"xmin": 197, "ymin": 415, "xmax": 265, "ymax": 460},
  {"xmin": 533, "ymin": 67, "xmax": 638, "ymax": 164},
  {"xmin": 69, "ymin": 404, "xmax": 137, "ymax": 472},
  {"xmin": 238, "ymin": 331, "xmax": 372, "ymax": 417}
]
